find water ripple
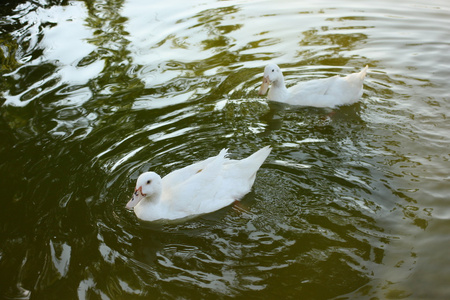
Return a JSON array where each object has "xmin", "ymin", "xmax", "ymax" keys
[{"xmin": 1, "ymin": 0, "xmax": 450, "ymax": 298}]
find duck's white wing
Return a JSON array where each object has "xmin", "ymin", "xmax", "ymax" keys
[
  {"xmin": 320, "ymin": 66, "xmax": 368, "ymax": 106},
  {"xmin": 286, "ymin": 77, "xmax": 340, "ymax": 107},
  {"xmin": 219, "ymin": 146, "xmax": 271, "ymax": 198},
  {"xmin": 288, "ymin": 76, "xmax": 337, "ymax": 96},
  {"xmin": 161, "ymin": 153, "xmax": 223, "ymax": 189},
  {"xmin": 162, "ymin": 147, "xmax": 270, "ymax": 218},
  {"xmin": 337, "ymin": 65, "xmax": 368, "ymax": 103},
  {"xmin": 180, "ymin": 146, "xmax": 271, "ymax": 214},
  {"xmin": 161, "ymin": 149, "xmax": 230, "ymax": 216},
  {"xmin": 287, "ymin": 66, "xmax": 368, "ymax": 107}
]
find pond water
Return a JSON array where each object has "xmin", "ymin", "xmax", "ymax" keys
[{"xmin": 1, "ymin": 0, "xmax": 449, "ymax": 298}]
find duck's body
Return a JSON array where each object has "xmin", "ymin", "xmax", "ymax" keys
[
  {"xmin": 259, "ymin": 64, "xmax": 368, "ymax": 108},
  {"xmin": 126, "ymin": 146, "xmax": 271, "ymax": 222}
]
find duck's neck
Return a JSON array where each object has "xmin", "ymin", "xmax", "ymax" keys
[
  {"xmin": 268, "ymin": 76, "xmax": 289, "ymax": 102},
  {"xmin": 134, "ymin": 191, "xmax": 163, "ymax": 220}
]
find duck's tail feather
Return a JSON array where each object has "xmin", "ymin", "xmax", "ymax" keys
[
  {"xmin": 359, "ymin": 65, "xmax": 369, "ymax": 80},
  {"xmin": 344, "ymin": 65, "xmax": 368, "ymax": 85},
  {"xmin": 240, "ymin": 146, "xmax": 271, "ymax": 171},
  {"xmin": 218, "ymin": 148, "xmax": 229, "ymax": 159}
]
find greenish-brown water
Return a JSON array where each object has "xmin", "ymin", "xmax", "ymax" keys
[{"xmin": 1, "ymin": 0, "xmax": 449, "ymax": 299}]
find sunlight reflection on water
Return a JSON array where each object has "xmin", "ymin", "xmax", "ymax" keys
[{"xmin": 1, "ymin": 0, "xmax": 450, "ymax": 299}]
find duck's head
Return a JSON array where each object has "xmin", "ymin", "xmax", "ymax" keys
[
  {"xmin": 126, "ymin": 172, "xmax": 162, "ymax": 209},
  {"xmin": 258, "ymin": 63, "xmax": 283, "ymax": 95}
]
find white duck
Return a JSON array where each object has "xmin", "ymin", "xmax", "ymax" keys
[
  {"xmin": 126, "ymin": 146, "xmax": 271, "ymax": 221},
  {"xmin": 258, "ymin": 63, "xmax": 368, "ymax": 108}
]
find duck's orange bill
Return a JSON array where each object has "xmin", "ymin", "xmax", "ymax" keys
[
  {"xmin": 258, "ymin": 76, "xmax": 270, "ymax": 95},
  {"xmin": 126, "ymin": 186, "xmax": 145, "ymax": 209}
]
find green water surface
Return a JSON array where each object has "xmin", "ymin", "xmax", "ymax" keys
[{"xmin": 1, "ymin": 0, "xmax": 449, "ymax": 299}]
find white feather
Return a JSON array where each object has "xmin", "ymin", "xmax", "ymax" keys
[
  {"xmin": 259, "ymin": 63, "xmax": 368, "ymax": 108},
  {"xmin": 127, "ymin": 146, "xmax": 271, "ymax": 221}
]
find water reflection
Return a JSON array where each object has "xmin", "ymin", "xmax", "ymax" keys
[
  {"xmin": 84, "ymin": 0, "xmax": 144, "ymax": 99},
  {"xmin": 1, "ymin": 0, "xmax": 449, "ymax": 298}
]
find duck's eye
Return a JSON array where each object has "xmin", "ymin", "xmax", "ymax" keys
[
  {"xmin": 272, "ymin": 69, "xmax": 274, "ymax": 72},
  {"xmin": 146, "ymin": 180, "xmax": 151, "ymax": 184}
]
